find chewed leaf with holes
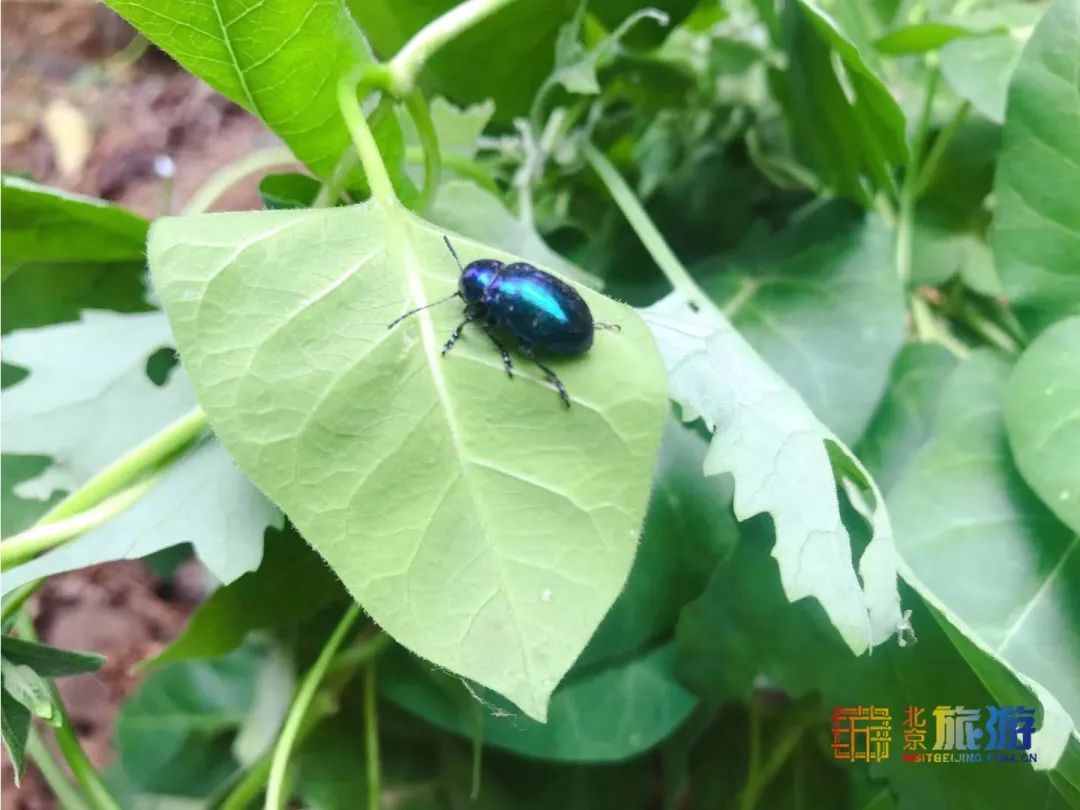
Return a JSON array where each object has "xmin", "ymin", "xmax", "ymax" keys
[
  {"xmin": 148, "ymin": 201, "xmax": 668, "ymax": 720},
  {"xmin": 641, "ymin": 293, "xmax": 902, "ymax": 653}
]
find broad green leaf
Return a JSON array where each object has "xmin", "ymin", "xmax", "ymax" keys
[
  {"xmin": 930, "ymin": 4, "xmax": 1044, "ymax": 121},
  {"xmin": 382, "ymin": 641, "xmax": 696, "ymax": 762},
  {"xmin": 992, "ymin": 0, "xmax": 1080, "ymax": 335},
  {"xmin": 428, "ymin": 179, "xmax": 598, "ymax": 286},
  {"xmin": 1, "ymin": 688, "xmax": 29, "ymax": 784},
  {"xmin": 874, "ymin": 22, "xmax": 981, "ymax": 54},
  {"xmin": 1, "ymin": 310, "xmax": 196, "ymax": 500},
  {"xmin": 0, "ymin": 176, "xmax": 147, "ymax": 266},
  {"xmin": 0, "ymin": 660, "xmax": 57, "ymax": 725},
  {"xmin": 349, "ymin": 0, "xmax": 577, "ymax": 120},
  {"xmin": 697, "ymin": 206, "xmax": 905, "ymax": 444},
  {"xmin": 0, "ymin": 636, "xmax": 104, "ymax": 677},
  {"xmin": 1, "ymin": 439, "xmax": 278, "ymax": 595},
  {"xmin": 890, "ymin": 351, "xmax": 1080, "ymax": 767},
  {"xmin": 102, "ymin": 0, "xmax": 371, "ymax": 180},
  {"xmin": 779, "ymin": 0, "xmax": 907, "ymax": 203},
  {"xmin": 1005, "ymin": 316, "xmax": 1080, "ymax": 534},
  {"xmin": 149, "ymin": 525, "xmax": 346, "ymax": 667},
  {"xmin": 258, "ymin": 172, "xmax": 324, "ymax": 210},
  {"xmin": 940, "ymin": 34, "xmax": 1024, "ymax": 124},
  {"xmin": 677, "ymin": 534, "xmax": 1080, "ymax": 808},
  {"xmin": 1, "ymin": 177, "xmax": 151, "ymax": 334},
  {"xmin": 641, "ymin": 293, "xmax": 902, "ymax": 654},
  {"xmin": 117, "ymin": 646, "xmax": 261, "ymax": 797},
  {"xmin": 148, "ymin": 200, "xmax": 668, "ymax": 721},
  {"xmin": 856, "ymin": 343, "xmax": 957, "ymax": 491},
  {"xmin": 579, "ymin": 416, "xmax": 737, "ymax": 668}
]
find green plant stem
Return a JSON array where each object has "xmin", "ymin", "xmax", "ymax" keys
[
  {"xmin": 15, "ymin": 615, "xmax": 121, "ymax": 810},
  {"xmin": 915, "ymin": 101, "xmax": 971, "ymax": 198},
  {"xmin": 911, "ymin": 296, "xmax": 970, "ymax": 358},
  {"xmin": 387, "ymin": 0, "xmax": 520, "ymax": 95},
  {"xmin": 43, "ymin": 407, "xmax": 206, "ymax": 525},
  {"xmin": 741, "ymin": 714, "xmax": 813, "ymax": 810},
  {"xmin": 183, "ymin": 146, "xmax": 298, "ymax": 215},
  {"xmin": 265, "ymin": 604, "xmax": 363, "ymax": 810},
  {"xmin": 338, "ymin": 68, "xmax": 396, "ymax": 206},
  {"xmin": 218, "ymin": 632, "xmax": 387, "ymax": 810},
  {"xmin": 0, "ymin": 477, "xmax": 157, "ymax": 570},
  {"xmin": 960, "ymin": 304, "xmax": 1020, "ymax": 354},
  {"xmin": 26, "ymin": 728, "xmax": 91, "ymax": 810},
  {"xmin": 739, "ymin": 696, "xmax": 764, "ymax": 810},
  {"xmin": 220, "ymin": 751, "xmax": 274, "ymax": 810},
  {"xmin": 326, "ymin": 630, "xmax": 390, "ymax": 674},
  {"xmin": 402, "ymin": 90, "xmax": 442, "ymax": 213},
  {"xmin": 364, "ymin": 656, "xmax": 381, "ymax": 810},
  {"xmin": 583, "ymin": 143, "xmax": 717, "ymax": 316},
  {"xmin": 405, "ymin": 147, "xmax": 500, "ymax": 194},
  {"xmin": 1, "ymin": 408, "xmax": 207, "ymax": 622}
]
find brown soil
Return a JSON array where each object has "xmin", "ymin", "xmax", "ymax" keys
[{"xmin": 1, "ymin": 3, "xmax": 284, "ymax": 805}]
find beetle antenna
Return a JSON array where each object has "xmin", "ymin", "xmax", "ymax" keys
[
  {"xmin": 388, "ymin": 292, "xmax": 461, "ymax": 330},
  {"xmin": 443, "ymin": 235, "xmax": 464, "ymax": 273},
  {"xmin": 595, "ymin": 322, "xmax": 622, "ymax": 332}
]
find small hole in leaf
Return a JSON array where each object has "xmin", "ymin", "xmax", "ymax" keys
[
  {"xmin": 688, "ymin": 300, "xmax": 701, "ymax": 313},
  {"xmin": 146, "ymin": 347, "xmax": 179, "ymax": 386}
]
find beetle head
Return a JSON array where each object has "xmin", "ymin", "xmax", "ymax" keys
[{"xmin": 459, "ymin": 259, "xmax": 503, "ymax": 304}]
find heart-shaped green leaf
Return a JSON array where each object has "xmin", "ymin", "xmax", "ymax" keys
[{"xmin": 149, "ymin": 200, "xmax": 668, "ymax": 720}]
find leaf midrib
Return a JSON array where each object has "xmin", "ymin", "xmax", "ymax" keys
[{"xmin": 390, "ymin": 204, "xmax": 540, "ymax": 711}]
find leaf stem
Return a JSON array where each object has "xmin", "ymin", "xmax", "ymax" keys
[
  {"xmin": 1, "ymin": 408, "xmax": 207, "ymax": 623},
  {"xmin": 364, "ymin": 655, "xmax": 381, "ymax": 810},
  {"xmin": 26, "ymin": 728, "xmax": 91, "ymax": 810},
  {"xmin": 183, "ymin": 146, "xmax": 298, "ymax": 215},
  {"xmin": 959, "ymin": 304, "xmax": 1020, "ymax": 354},
  {"xmin": 15, "ymin": 615, "xmax": 120, "ymax": 810},
  {"xmin": 739, "ymin": 695, "xmax": 764, "ymax": 810},
  {"xmin": 218, "ymin": 632, "xmax": 388, "ymax": 810},
  {"xmin": 914, "ymin": 101, "xmax": 971, "ymax": 198},
  {"xmin": 42, "ymin": 407, "xmax": 207, "ymax": 525},
  {"xmin": 338, "ymin": 67, "xmax": 396, "ymax": 206},
  {"xmin": 401, "ymin": 90, "xmax": 442, "ymax": 213},
  {"xmin": 583, "ymin": 143, "xmax": 716, "ymax": 316},
  {"xmin": 387, "ymin": 0, "xmax": 520, "ymax": 95},
  {"xmin": 0, "ymin": 477, "xmax": 158, "ymax": 570},
  {"xmin": 264, "ymin": 604, "xmax": 363, "ymax": 810}
]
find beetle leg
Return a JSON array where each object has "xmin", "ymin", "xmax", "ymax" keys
[
  {"xmin": 441, "ymin": 314, "xmax": 474, "ymax": 356},
  {"xmin": 481, "ymin": 323, "xmax": 514, "ymax": 378},
  {"xmin": 520, "ymin": 344, "xmax": 570, "ymax": 408}
]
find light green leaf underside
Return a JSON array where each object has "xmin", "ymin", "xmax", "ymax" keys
[
  {"xmin": 940, "ymin": 34, "xmax": 1024, "ymax": 124},
  {"xmin": 642, "ymin": 293, "xmax": 901, "ymax": 654},
  {"xmin": 1, "ymin": 439, "xmax": 277, "ymax": 595},
  {"xmin": 102, "ymin": 0, "xmax": 371, "ymax": 180},
  {"xmin": 991, "ymin": 0, "xmax": 1080, "ymax": 335},
  {"xmin": 1005, "ymin": 316, "xmax": 1080, "ymax": 535},
  {"xmin": 149, "ymin": 201, "xmax": 668, "ymax": 721},
  {"xmin": 1, "ymin": 310, "xmax": 196, "ymax": 500},
  {"xmin": 890, "ymin": 351, "xmax": 1079, "ymax": 767},
  {"xmin": 699, "ymin": 210, "xmax": 904, "ymax": 445}
]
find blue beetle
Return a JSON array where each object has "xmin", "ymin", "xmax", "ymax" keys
[{"xmin": 387, "ymin": 237, "xmax": 617, "ymax": 407}]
